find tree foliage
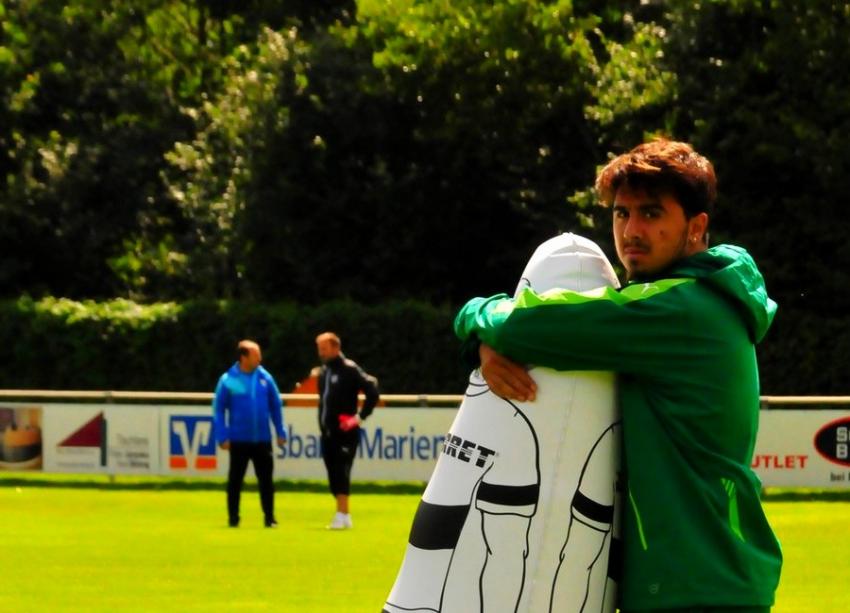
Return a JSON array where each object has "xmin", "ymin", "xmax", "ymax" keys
[
  {"xmin": 165, "ymin": 0, "xmax": 674, "ymax": 302},
  {"xmin": 655, "ymin": 0, "xmax": 850, "ymax": 393},
  {"xmin": 1, "ymin": 1, "xmax": 847, "ymax": 392},
  {"xmin": 0, "ymin": 296, "xmax": 463, "ymax": 393}
]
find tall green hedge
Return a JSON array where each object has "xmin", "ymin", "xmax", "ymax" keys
[
  {"xmin": 2, "ymin": 297, "xmax": 843, "ymax": 395},
  {"xmin": 0, "ymin": 297, "xmax": 468, "ymax": 394}
]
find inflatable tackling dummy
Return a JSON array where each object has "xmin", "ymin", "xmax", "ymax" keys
[{"xmin": 384, "ymin": 233, "xmax": 622, "ymax": 613}]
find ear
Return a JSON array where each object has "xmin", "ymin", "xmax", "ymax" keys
[{"xmin": 688, "ymin": 212, "xmax": 709, "ymax": 243}]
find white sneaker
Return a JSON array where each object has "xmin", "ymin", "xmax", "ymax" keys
[
  {"xmin": 327, "ymin": 512, "xmax": 347, "ymax": 530},
  {"xmin": 343, "ymin": 513, "xmax": 353, "ymax": 529}
]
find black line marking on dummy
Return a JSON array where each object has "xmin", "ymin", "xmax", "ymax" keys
[
  {"xmin": 465, "ymin": 378, "xmax": 491, "ymax": 397},
  {"xmin": 437, "ymin": 470, "xmax": 489, "ymax": 612},
  {"xmin": 408, "ymin": 502, "xmax": 471, "ymax": 550},
  {"xmin": 477, "ymin": 482, "xmax": 540, "ymax": 509},
  {"xmin": 471, "ymin": 395, "xmax": 540, "ymax": 612},
  {"xmin": 572, "ymin": 490, "xmax": 614, "ymax": 526},
  {"xmin": 388, "ymin": 383, "xmax": 542, "ymax": 612},
  {"xmin": 549, "ymin": 421, "xmax": 622, "ymax": 613},
  {"xmin": 478, "ymin": 506, "xmax": 533, "ymax": 613}
]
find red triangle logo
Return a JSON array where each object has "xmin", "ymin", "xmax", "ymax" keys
[{"xmin": 59, "ymin": 412, "xmax": 105, "ymax": 447}]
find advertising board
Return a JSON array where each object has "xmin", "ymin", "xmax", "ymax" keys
[
  {"xmin": 8, "ymin": 401, "xmax": 850, "ymax": 487},
  {"xmin": 753, "ymin": 409, "xmax": 850, "ymax": 487}
]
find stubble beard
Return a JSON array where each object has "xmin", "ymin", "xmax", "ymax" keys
[{"xmin": 623, "ymin": 228, "xmax": 690, "ymax": 281}]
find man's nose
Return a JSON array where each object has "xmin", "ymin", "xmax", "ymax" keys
[{"xmin": 622, "ymin": 215, "xmax": 643, "ymax": 239}]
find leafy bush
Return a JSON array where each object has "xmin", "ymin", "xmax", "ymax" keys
[{"xmin": 1, "ymin": 297, "xmax": 467, "ymax": 394}]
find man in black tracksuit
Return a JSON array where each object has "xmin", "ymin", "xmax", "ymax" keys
[{"xmin": 315, "ymin": 331, "xmax": 380, "ymax": 530}]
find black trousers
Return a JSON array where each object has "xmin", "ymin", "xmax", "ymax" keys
[
  {"xmin": 227, "ymin": 441, "xmax": 275, "ymax": 522},
  {"xmin": 321, "ymin": 433, "xmax": 359, "ymax": 496}
]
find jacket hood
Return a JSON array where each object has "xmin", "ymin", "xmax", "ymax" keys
[{"xmin": 671, "ymin": 244, "xmax": 777, "ymax": 342}]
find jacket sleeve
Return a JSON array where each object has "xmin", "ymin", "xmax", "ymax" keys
[
  {"xmin": 212, "ymin": 376, "xmax": 230, "ymax": 445},
  {"xmin": 453, "ymin": 280, "xmax": 722, "ymax": 377},
  {"xmin": 267, "ymin": 375, "xmax": 285, "ymax": 439},
  {"xmin": 356, "ymin": 367, "xmax": 380, "ymax": 421}
]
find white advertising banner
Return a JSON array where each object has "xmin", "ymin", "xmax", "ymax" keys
[
  {"xmin": 33, "ymin": 403, "xmax": 454, "ymax": 481},
  {"xmin": 160, "ymin": 405, "xmax": 225, "ymax": 477},
  {"xmin": 277, "ymin": 406, "xmax": 455, "ymax": 482},
  {"xmin": 107, "ymin": 406, "xmax": 160, "ymax": 474},
  {"xmin": 42, "ymin": 404, "xmax": 159, "ymax": 474},
  {"xmin": 21, "ymin": 401, "xmax": 850, "ymax": 487},
  {"xmin": 274, "ymin": 406, "xmax": 326, "ymax": 480},
  {"xmin": 43, "ymin": 405, "xmax": 108, "ymax": 473},
  {"xmin": 753, "ymin": 409, "xmax": 850, "ymax": 488},
  {"xmin": 346, "ymin": 406, "xmax": 453, "ymax": 481}
]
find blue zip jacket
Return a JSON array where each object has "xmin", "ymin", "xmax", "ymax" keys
[{"xmin": 213, "ymin": 363, "xmax": 285, "ymax": 445}]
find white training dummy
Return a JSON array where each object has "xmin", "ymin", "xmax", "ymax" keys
[{"xmin": 384, "ymin": 233, "xmax": 622, "ymax": 613}]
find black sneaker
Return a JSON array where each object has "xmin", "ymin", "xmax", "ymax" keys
[
  {"xmin": 264, "ymin": 517, "xmax": 278, "ymax": 528},
  {"xmin": 229, "ymin": 518, "xmax": 239, "ymax": 528}
]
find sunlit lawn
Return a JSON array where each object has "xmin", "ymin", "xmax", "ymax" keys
[{"xmin": 1, "ymin": 476, "xmax": 847, "ymax": 612}]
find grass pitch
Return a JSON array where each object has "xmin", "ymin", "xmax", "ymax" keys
[
  {"xmin": 1, "ymin": 476, "xmax": 847, "ymax": 612},
  {"xmin": 1, "ymin": 477, "xmax": 420, "ymax": 612}
]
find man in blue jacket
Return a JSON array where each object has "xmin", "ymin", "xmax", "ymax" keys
[{"xmin": 213, "ymin": 339, "xmax": 287, "ymax": 528}]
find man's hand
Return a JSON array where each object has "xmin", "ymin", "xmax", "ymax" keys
[
  {"xmin": 277, "ymin": 436, "xmax": 287, "ymax": 448},
  {"xmin": 479, "ymin": 343, "xmax": 537, "ymax": 402},
  {"xmin": 338, "ymin": 414, "xmax": 361, "ymax": 432},
  {"xmin": 220, "ymin": 440, "xmax": 230, "ymax": 450}
]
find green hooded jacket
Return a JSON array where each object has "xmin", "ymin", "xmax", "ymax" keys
[{"xmin": 454, "ymin": 244, "xmax": 782, "ymax": 609}]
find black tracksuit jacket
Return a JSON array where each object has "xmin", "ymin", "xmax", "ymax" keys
[{"xmin": 317, "ymin": 354, "xmax": 379, "ymax": 438}]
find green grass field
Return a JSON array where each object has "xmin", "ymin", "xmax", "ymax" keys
[{"xmin": 1, "ymin": 476, "xmax": 847, "ymax": 612}]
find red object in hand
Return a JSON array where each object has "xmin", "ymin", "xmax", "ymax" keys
[{"xmin": 338, "ymin": 414, "xmax": 360, "ymax": 432}]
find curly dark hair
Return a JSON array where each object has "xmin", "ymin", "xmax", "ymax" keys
[{"xmin": 595, "ymin": 139, "xmax": 717, "ymax": 219}]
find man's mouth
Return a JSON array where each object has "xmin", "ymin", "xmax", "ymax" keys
[{"xmin": 623, "ymin": 243, "xmax": 649, "ymax": 256}]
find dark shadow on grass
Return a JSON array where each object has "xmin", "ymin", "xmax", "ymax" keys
[
  {"xmin": 0, "ymin": 474, "xmax": 426, "ymax": 495},
  {"xmin": 762, "ymin": 488, "xmax": 850, "ymax": 502},
  {"xmin": 6, "ymin": 476, "xmax": 847, "ymax": 500}
]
